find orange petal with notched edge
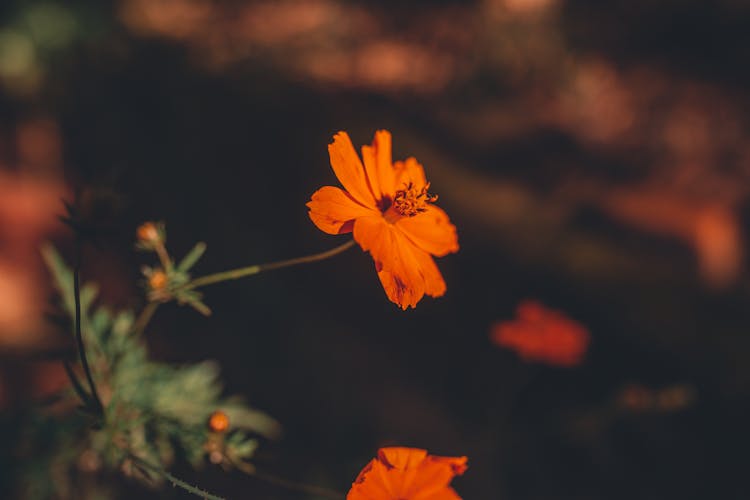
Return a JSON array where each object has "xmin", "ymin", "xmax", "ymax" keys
[
  {"xmin": 397, "ymin": 205, "xmax": 459, "ymax": 257},
  {"xmin": 361, "ymin": 145, "xmax": 379, "ymax": 199},
  {"xmin": 352, "ymin": 215, "xmax": 393, "ymax": 260},
  {"xmin": 354, "ymin": 217, "xmax": 425, "ymax": 309},
  {"xmin": 379, "ymin": 447, "xmax": 429, "ymax": 470},
  {"xmin": 362, "ymin": 130, "xmax": 396, "ymax": 202},
  {"xmin": 405, "ymin": 456, "xmax": 468, "ymax": 497},
  {"xmin": 393, "ymin": 157, "xmax": 427, "ymax": 189},
  {"xmin": 348, "ymin": 460, "xmax": 393, "ymax": 500},
  {"xmin": 347, "ymin": 447, "xmax": 467, "ymax": 500},
  {"xmin": 328, "ymin": 132, "xmax": 377, "ymax": 209},
  {"xmin": 412, "ymin": 247, "xmax": 447, "ymax": 298},
  {"xmin": 354, "ymin": 217, "xmax": 446, "ymax": 308},
  {"xmin": 307, "ymin": 186, "xmax": 378, "ymax": 235},
  {"xmin": 374, "ymin": 131, "xmax": 396, "ymax": 198},
  {"xmin": 381, "ymin": 250, "xmax": 424, "ymax": 309}
]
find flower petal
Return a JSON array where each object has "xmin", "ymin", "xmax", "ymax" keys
[
  {"xmin": 348, "ymin": 449, "xmax": 467, "ymax": 500},
  {"xmin": 404, "ymin": 455, "xmax": 467, "ymax": 499},
  {"xmin": 354, "ymin": 216, "xmax": 426, "ymax": 309},
  {"xmin": 413, "ymin": 248, "xmax": 447, "ymax": 298},
  {"xmin": 381, "ymin": 235, "xmax": 426, "ymax": 309},
  {"xmin": 379, "ymin": 447, "xmax": 428, "ymax": 470},
  {"xmin": 353, "ymin": 217, "xmax": 450, "ymax": 308},
  {"xmin": 415, "ymin": 487, "xmax": 463, "ymax": 500},
  {"xmin": 348, "ymin": 459, "xmax": 397, "ymax": 500},
  {"xmin": 378, "ymin": 448, "xmax": 425, "ymax": 497},
  {"xmin": 361, "ymin": 145, "xmax": 379, "ymax": 200},
  {"xmin": 362, "ymin": 130, "xmax": 396, "ymax": 202},
  {"xmin": 396, "ymin": 205, "xmax": 459, "ymax": 257},
  {"xmin": 393, "ymin": 157, "xmax": 427, "ymax": 189},
  {"xmin": 352, "ymin": 215, "xmax": 393, "ymax": 259},
  {"xmin": 329, "ymin": 132, "xmax": 377, "ymax": 208},
  {"xmin": 429, "ymin": 456, "xmax": 468, "ymax": 476},
  {"xmin": 307, "ymin": 186, "xmax": 377, "ymax": 235}
]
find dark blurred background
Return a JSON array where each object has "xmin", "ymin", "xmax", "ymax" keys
[{"xmin": 1, "ymin": 0, "xmax": 750, "ymax": 498}]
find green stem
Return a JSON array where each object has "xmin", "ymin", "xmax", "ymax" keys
[
  {"xmin": 250, "ymin": 468, "xmax": 344, "ymax": 500},
  {"xmin": 131, "ymin": 455, "xmax": 225, "ymax": 500},
  {"xmin": 62, "ymin": 359, "xmax": 92, "ymax": 407},
  {"xmin": 133, "ymin": 301, "xmax": 159, "ymax": 336},
  {"xmin": 73, "ymin": 240, "xmax": 103, "ymax": 415},
  {"xmin": 183, "ymin": 240, "xmax": 356, "ymax": 291},
  {"xmin": 229, "ymin": 458, "xmax": 343, "ymax": 500},
  {"xmin": 155, "ymin": 242, "xmax": 172, "ymax": 272}
]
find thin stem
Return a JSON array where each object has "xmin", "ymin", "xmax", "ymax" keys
[
  {"xmin": 155, "ymin": 242, "xmax": 172, "ymax": 272},
  {"xmin": 133, "ymin": 301, "xmax": 159, "ymax": 336},
  {"xmin": 230, "ymin": 459, "xmax": 343, "ymax": 500},
  {"xmin": 131, "ymin": 455, "xmax": 225, "ymax": 500},
  {"xmin": 250, "ymin": 469, "xmax": 344, "ymax": 500},
  {"xmin": 73, "ymin": 240, "xmax": 104, "ymax": 415},
  {"xmin": 62, "ymin": 359, "xmax": 91, "ymax": 407},
  {"xmin": 183, "ymin": 239, "xmax": 356, "ymax": 291}
]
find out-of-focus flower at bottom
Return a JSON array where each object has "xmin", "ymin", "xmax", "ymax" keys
[
  {"xmin": 491, "ymin": 300, "xmax": 590, "ymax": 367},
  {"xmin": 347, "ymin": 447, "xmax": 467, "ymax": 500}
]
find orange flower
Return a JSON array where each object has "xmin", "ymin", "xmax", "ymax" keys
[
  {"xmin": 491, "ymin": 300, "xmax": 590, "ymax": 367},
  {"xmin": 307, "ymin": 131, "xmax": 459, "ymax": 309},
  {"xmin": 347, "ymin": 447, "xmax": 467, "ymax": 500}
]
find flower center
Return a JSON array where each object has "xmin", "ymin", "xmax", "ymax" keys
[{"xmin": 385, "ymin": 181, "xmax": 437, "ymax": 221}]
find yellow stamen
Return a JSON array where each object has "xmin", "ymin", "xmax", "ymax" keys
[{"xmin": 392, "ymin": 182, "xmax": 438, "ymax": 217}]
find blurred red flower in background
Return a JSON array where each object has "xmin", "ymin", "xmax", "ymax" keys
[
  {"xmin": 347, "ymin": 447, "xmax": 467, "ymax": 500},
  {"xmin": 491, "ymin": 300, "xmax": 590, "ymax": 367}
]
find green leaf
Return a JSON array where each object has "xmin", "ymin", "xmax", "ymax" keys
[
  {"xmin": 220, "ymin": 401, "xmax": 282, "ymax": 439},
  {"xmin": 177, "ymin": 242, "xmax": 207, "ymax": 272},
  {"xmin": 41, "ymin": 244, "xmax": 74, "ymax": 313},
  {"xmin": 187, "ymin": 298, "xmax": 212, "ymax": 316}
]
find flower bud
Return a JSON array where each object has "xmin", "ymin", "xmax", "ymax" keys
[
  {"xmin": 208, "ymin": 410, "xmax": 230, "ymax": 433},
  {"xmin": 148, "ymin": 270, "xmax": 168, "ymax": 290},
  {"xmin": 136, "ymin": 222, "xmax": 162, "ymax": 247}
]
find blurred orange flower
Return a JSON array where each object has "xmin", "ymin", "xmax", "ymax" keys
[
  {"xmin": 491, "ymin": 300, "xmax": 590, "ymax": 367},
  {"xmin": 208, "ymin": 410, "xmax": 230, "ymax": 433},
  {"xmin": 148, "ymin": 270, "xmax": 168, "ymax": 290},
  {"xmin": 137, "ymin": 221, "xmax": 160, "ymax": 245},
  {"xmin": 347, "ymin": 447, "xmax": 467, "ymax": 500},
  {"xmin": 308, "ymin": 131, "xmax": 459, "ymax": 309}
]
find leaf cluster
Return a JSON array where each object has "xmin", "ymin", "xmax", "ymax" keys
[{"xmin": 12, "ymin": 246, "xmax": 280, "ymax": 499}]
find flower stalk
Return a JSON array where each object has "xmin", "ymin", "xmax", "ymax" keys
[
  {"xmin": 182, "ymin": 239, "xmax": 356, "ymax": 291},
  {"xmin": 246, "ymin": 467, "xmax": 344, "ymax": 500},
  {"xmin": 133, "ymin": 301, "xmax": 159, "ymax": 336},
  {"xmin": 72, "ymin": 239, "xmax": 104, "ymax": 416},
  {"xmin": 130, "ymin": 455, "xmax": 226, "ymax": 500},
  {"xmin": 227, "ymin": 457, "xmax": 344, "ymax": 500}
]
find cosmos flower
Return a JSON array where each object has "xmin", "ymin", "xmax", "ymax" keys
[
  {"xmin": 347, "ymin": 447, "xmax": 467, "ymax": 500},
  {"xmin": 307, "ymin": 131, "xmax": 459, "ymax": 309},
  {"xmin": 491, "ymin": 300, "xmax": 590, "ymax": 367}
]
